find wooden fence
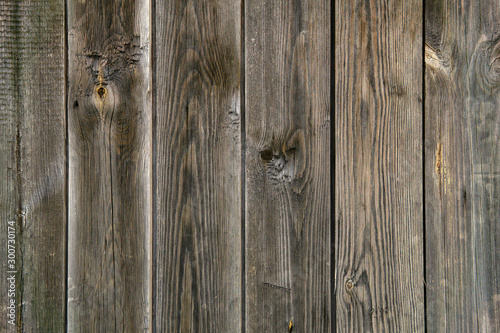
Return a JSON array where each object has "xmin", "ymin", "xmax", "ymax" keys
[{"xmin": 1, "ymin": 0, "xmax": 499, "ymax": 332}]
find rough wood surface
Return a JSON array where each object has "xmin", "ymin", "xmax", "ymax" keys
[
  {"xmin": 245, "ymin": 0, "xmax": 331, "ymax": 331},
  {"xmin": 335, "ymin": 0, "xmax": 425, "ymax": 331},
  {"xmin": 0, "ymin": 1, "xmax": 66, "ymax": 331},
  {"xmin": 425, "ymin": 0, "xmax": 500, "ymax": 331},
  {"xmin": 0, "ymin": 2, "xmax": 21, "ymax": 331},
  {"xmin": 152, "ymin": 0, "xmax": 242, "ymax": 331},
  {"xmin": 67, "ymin": 1, "xmax": 151, "ymax": 331}
]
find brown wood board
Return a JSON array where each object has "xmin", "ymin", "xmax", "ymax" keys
[
  {"xmin": 152, "ymin": 0, "xmax": 242, "ymax": 331},
  {"xmin": 67, "ymin": 0, "xmax": 152, "ymax": 331},
  {"xmin": 245, "ymin": 0, "xmax": 331, "ymax": 331},
  {"xmin": 425, "ymin": 0, "xmax": 500, "ymax": 330},
  {"xmin": 335, "ymin": 0, "xmax": 425, "ymax": 331}
]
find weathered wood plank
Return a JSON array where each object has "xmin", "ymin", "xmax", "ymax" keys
[
  {"xmin": 0, "ymin": 1, "xmax": 66, "ymax": 331},
  {"xmin": 425, "ymin": 0, "xmax": 500, "ymax": 331},
  {"xmin": 0, "ymin": 3, "xmax": 21, "ymax": 331},
  {"xmin": 153, "ymin": 0, "xmax": 242, "ymax": 331},
  {"xmin": 245, "ymin": 0, "xmax": 330, "ymax": 331},
  {"xmin": 67, "ymin": 0, "xmax": 151, "ymax": 331},
  {"xmin": 335, "ymin": 0, "xmax": 424, "ymax": 331}
]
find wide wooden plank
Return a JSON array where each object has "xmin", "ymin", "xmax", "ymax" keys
[
  {"xmin": 335, "ymin": 0, "xmax": 424, "ymax": 331},
  {"xmin": 425, "ymin": 0, "xmax": 500, "ymax": 331},
  {"xmin": 245, "ymin": 0, "xmax": 330, "ymax": 331},
  {"xmin": 153, "ymin": 0, "xmax": 242, "ymax": 331},
  {"xmin": 0, "ymin": 1, "xmax": 66, "ymax": 331},
  {"xmin": 67, "ymin": 1, "xmax": 151, "ymax": 331}
]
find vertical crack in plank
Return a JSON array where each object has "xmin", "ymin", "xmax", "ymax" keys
[{"xmin": 67, "ymin": 1, "xmax": 151, "ymax": 331}]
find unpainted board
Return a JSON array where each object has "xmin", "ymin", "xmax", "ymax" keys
[
  {"xmin": 0, "ymin": 1, "xmax": 66, "ymax": 331},
  {"xmin": 425, "ymin": 0, "xmax": 500, "ymax": 330},
  {"xmin": 67, "ymin": 0, "xmax": 151, "ymax": 331},
  {"xmin": 153, "ymin": 0, "xmax": 242, "ymax": 331},
  {"xmin": 245, "ymin": 0, "xmax": 331, "ymax": 331},
  {"xmin": 335, "ymin": 0, "xmax": 425, "ymax": 331}
]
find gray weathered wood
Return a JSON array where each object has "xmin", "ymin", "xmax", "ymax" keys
[
  {"xmin": 0, "ymin": 1, "xmax": 66, "ymax": 331},
  {"xmin": 245, "ymin": 0, "xmax": 330, "ymax": 331},
  {"xmin": 335, "ymin": 0, "xmax": 425, "ymax": 331},
  {"xmin": 0, "ymin": 2, "xmax": 21, "ymax": 331},
  {"xmin": 153, "ymin": 0, "xmax": 242, "ymax": 331},
  {"xmin": 425, "ymin": 0, "xmax": 500, "ymax": 331},
  {"xmin": 67, "ymin": 0, "xmax": 151, "ymax": 331}
]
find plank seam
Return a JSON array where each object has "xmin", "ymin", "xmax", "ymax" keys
[
  {"xmin": 422, "ymin": 1, "xmax": 427, "ymax": 331},
  {"xmin": 64, "ymin": 0, "xmax": 69, "ymax": 331},
  {"xmin": 151, "ymin": 0, "xmax": 157, "ymax": 329},
  {"xmin": 331, "ymin": 1, "xmax": 335, "ymax": 331},
  {"xmin": 241, "ymin": 0, "xmax": 246, "ymax": 332}
]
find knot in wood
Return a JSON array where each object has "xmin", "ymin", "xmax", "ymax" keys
[
  {"xmin": 97, "ymin": 86, "xmax": 106, "ymax": 99},
  {"xmin": 469, "ymin": 35, "xmax": 500, "ymax": 97},
  {"xmin": 346, "ymin": 280, "xmax": 354, "ymax": 291},
  {"xmin": 92, "ymin": 84, "xmax": 114, "ymax": 121},
  {"xmin": 260, "ymin": 149, "xmax": 274, "ymax": 162}
]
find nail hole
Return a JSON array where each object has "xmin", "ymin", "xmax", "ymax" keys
[
  {"xmin": 260, "ymin": 149, "xmax": 273, "ymax": 162},
  {"xmin": 73, "ymin": 100, "xmax": 79, "ymax": 108},
  {"xmin": 97, "ymin": 87, "xmax": 106, "ymax": 99}
]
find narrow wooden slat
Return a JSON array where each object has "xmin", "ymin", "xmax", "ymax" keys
[
  {"xmin": 425, "ymin": 0, "xmax": 500, "ymax": 331},
  {"xmin": 67, "ymin": 1, "xmax": 151, "ymax": 331},
  {"xmin": 245, "ymin": 0, "xmax": 330, "ymax": 331},
  {"xmin": 0, "ymin": 3, "xmax": 21, "ymax": 331},
  {"xmin": 335, "ymin": 0, "xmax": 424, "ymax": 331},
  {"xmin": 0, "ymin": 1, "xmax": 66, "ymax": 331},
  {"xmin": 153, "ymin": 0, "xmax": 242, "ymax": 331}
]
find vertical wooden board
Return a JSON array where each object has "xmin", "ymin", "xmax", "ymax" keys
[
  {"xmin": 67, "ymin": 0, "xmax": 151, "ymax": 331},
  {"xmin": 425, "ymin": 0, "xmax": 500, "ymax": 331},
  {"xmin": 335, "ymin": 0, "xmax": 424, "ymax": 331},
  {"xmin": 0, "ymin": 1, "xmax": 66, "ymax": 331},
  {"xmin": 0, "ymin": 2, "xmax": 20, "ymax": 331},
  {"xmin": 245, "ymin": 0, "xmax": 330, "ymax": 331},
  {"xmin": 153, "ymin": 0, "xmax": 241, "ymax": 331}
]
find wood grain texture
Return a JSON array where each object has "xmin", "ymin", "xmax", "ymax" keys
[
  {"xmin": 67, "ymin": 0, "xmax": 151, "ymax": 331},
  {"xmin": 0, "ymin": 1, "xmax": 66, "ymax": 331},
  {"xmin": 153, "ymin": 0, "xmax": 241, "ymax": 331},
  {"xmin": 245, "ymin": 0, "xmax": 330, "ymax": 331},
  {"xmin": 0, "ymin": 2, "xmax": 21, "ymax": 331},
  {"xmin": 425, "ymin": 0, "xmax": 500, "ymax": 331},
  {"xmin": 335, "ymin": 0, "xmax": 424, "ymax": 331}
]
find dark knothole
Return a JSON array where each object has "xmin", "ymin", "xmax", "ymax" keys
[
  {"xmin": 260, "ymin": 149, "xmax": 273, "ymax": 162},
  {"xmin": 97, "ymin": 87, "xmax": 106, "ymax": 99}
]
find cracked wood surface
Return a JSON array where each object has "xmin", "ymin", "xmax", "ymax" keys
[
  {"xmin": 3, "ymin": 0, "xmax": 500, "ymax": 331},
  {"xmin": 67, "ymin": 1, "xmax": 151, "ymax": 331},
  {"xmin": 4, "ymin": 0, "xmax": 500, "ymax": 331}
]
